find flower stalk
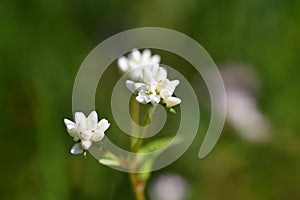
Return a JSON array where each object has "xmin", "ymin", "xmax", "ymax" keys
[
  {"xmin": 129, "ymin": 101, "xmax": 154, "ymax": 200},
  {"xmin": 130, "ymin": 173, "xmax": 146, "ymax": 200}
]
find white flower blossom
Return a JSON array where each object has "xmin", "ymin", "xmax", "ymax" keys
[
  {"xmin": 118, "ymin": 49, "xmax": 161, "ymax": 81},
  {"xmin": 64, "ymin": 111, "xmax": 110, "ymax": 155},
  {"xmin": 126, "ymin": 64, "xmax": 181, "ymax": 108}
]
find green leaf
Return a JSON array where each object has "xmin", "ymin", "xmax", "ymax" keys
[
  {"xmin": 138, "ymin": 137, "xmax": 174, "ymax": 153},
  {"xmin": 99, "ymin": 158, "xmax": 121, "ymax": 167},
  {"xmin": 95, "ymin": 147, "xmax": 124, "ymax": 167},
  {"xmin": 136, "ymin": 137, "xmax": 182, "ymax": 181}
]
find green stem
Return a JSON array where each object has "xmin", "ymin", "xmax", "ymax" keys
[
  {"xmin": 130, "ymin": 173, "xmax": 146, "ymax": 200},
  {"xmin": 129, "ymin": 101, "xmax": 156, "ymax": 200},
  {"xmin": 130, "ymin": 97, "xmax": 140, "ymax": 150},
  {"xmin": 132, "ymin": 105, "xmax": 155, "ymax": 152}
]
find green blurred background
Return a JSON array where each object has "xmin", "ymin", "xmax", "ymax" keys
[{"xmin": 1, "ymin": 0, "xmax": 300, "ymax": 199}]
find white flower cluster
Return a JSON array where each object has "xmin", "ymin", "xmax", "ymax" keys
[
  {"xmin": 64, "ymin": 49, "xmax": 180, "ymax": 156},
  {"xmin": 118, "ymin": 49, "xmax": 161, "ymax": 81},
  {"xmin": 118, "ymin": 49, "xmax": 181, "ymax": 108},
  {"xmin": 64, "ymin": 111, "xmax": 110, "ymax": 154}
]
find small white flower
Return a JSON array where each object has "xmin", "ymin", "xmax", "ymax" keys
[
  {"xmin": 64, "ymin": 111, "xmax": 110, "ymax": 155},
  {"xmin": 126, "ymin": 64, "xmax": 181, "ymax": 108},
  {"xmin": 118, "ymin": 49, "xmax": 161, "ymax": 81},
  {"xmin": 135, "ymin": 82, "xmax": 161, "ymax": 105}
]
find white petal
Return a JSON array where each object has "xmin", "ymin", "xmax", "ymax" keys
[
  {"xmin": 67, "ymin": 126, "xmax": 78, "ymax": 138},
  {"xmin": 135, "ymin": 83, "xmax": 146, "ymax": 91},
  {"xmin": 151, "ymin": 95, "xmax": 161, "ymax": 105},
  {"xmin": 144, "ymin": 96, "xmax": 152, "ymax": 103},
  {"xmin": 81, "ymin": 130, "xmax": 93, "ymax": 140},
  {"xmin": 154, "ymin": 67, "xmax": 167, "ymax": 82},
  {"xmin": 97, "ymin": 119, "xmax": 110, "ymax": 132},
  {"xmin": 126, "ymin": 80, "xmax": 137, "ymax": 93},
  {"xmin": 160, "ymin": 89, "xmax": 172, "ymax": 99},
  {"xmin": 151, "ymin": 63, "xmax": 159, "ymax": 71},
  {"xmin": 169, "ymin": 80, "xmax": 180, "ymax": 90},
  {"xmin": 151, "ymin": 55, "xmax": 161, "ymax": 63},
  {"xmin": 128, "ymin": 60, "xmax": 140, "ymax": 69},
  {"xmin": 86, "ymin": 111, "xmax": 98, "ymax": 130},
  {"xmin": 64, "ymin": 118, "xmax": 75, "ymax": 126},
  {"xmin": 64, "ymin": 119, "xmax": 78, "ymax": 137},
  {"xmin": 75, "ymin": 112, "xmax": 86, "ymax": 132},
  {"xmin": 138, "ymin": 90, "xmax": 151, "ymax": 103},
  {"xmin": 142, "ymin": 49, "xmax": 151, "ymax": 60},
  {"xmin": 158, "ymin": 79, "xmax": 179, "ymax": 94},
  {"xmin": 159, "ymin": 79, "xmax": 170, "ymax": 87},
  {"xmin": 148, "ymin": 82, "xmax": 158, "ymax": 91},
  {"xmin": 131, "ymin": 49, "xmax": 141, "ymax": 61},
  {"xmin": 142, "ymin": 68, "xmax": 153, "ymax": 83},
  {"xmin": 118, "ymin": 57, "xmax": 129, "ymax": 72},
  {"xmin": 129, "ymin": 68, "xmax": 143, "ymax": 81},
  {"xmin": 136, "ymin": 95, "xmax": 146, "ymax": 104},
  {"xmin": 81, "ymin": 140, "xmax": 92, "ymax": 150},
  {"xmin": 92, "ymin": 130, "xmax": 105, "ymax": 141},
  {"xmin": 163, "ymin": 97, "xmax": 181, "ymax": 107},
  {"xmin": 70, "ymin": 143, "xmax": 84, "ymax": 154}
]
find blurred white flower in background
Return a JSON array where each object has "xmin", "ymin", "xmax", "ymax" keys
[
  {"xmin": 118, "ymin": 49, "xmax": 161, "ymax": 81},
  {"xmin": 226, "ymin": 90, "xmax": 270, "ymax": 142},
  {"xmin": 64, "ymin": 111, "xmax": 110, "ymax": 154},
  {"xmin": 221, "ymin": 62, "xmax": 270, "ymax": 142},
  {"xmin": 126, "ymin": 64, "xmax": 181, "ymax": 108},
  {"xmin": 148, "ymin": 173, "xmax": 191, "ymax": 200}
]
